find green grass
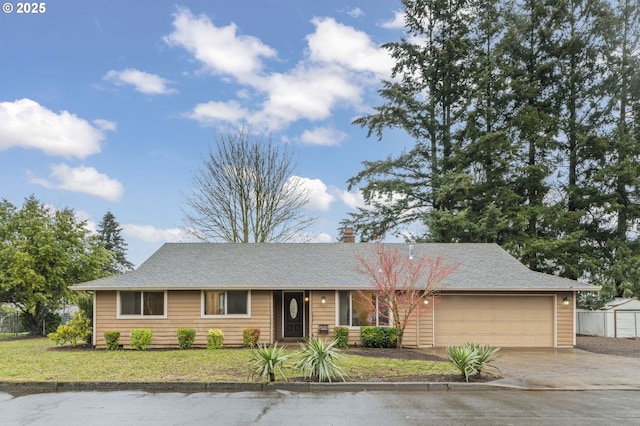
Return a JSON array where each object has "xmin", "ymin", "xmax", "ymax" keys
[
  {"xmin": 0, "ymin": 332, "xmax": 28, "ymax": 340},
  {"xmin": 0, "ymin": 338, "xmax": 457, "ymax": 383}
]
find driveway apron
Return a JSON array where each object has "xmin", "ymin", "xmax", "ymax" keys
[{"xmin": 484, "ymin": 348, "xmax": 640, "ymax": 390}]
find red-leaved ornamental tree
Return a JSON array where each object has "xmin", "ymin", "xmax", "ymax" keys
[{"xmin": 355, "ymin": 244, "xmax": 458, "ymax": 348}]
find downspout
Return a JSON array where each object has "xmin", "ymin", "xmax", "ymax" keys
[
  {"xmin": 572, "ymin": 292, "xmax": 576, "ymax": 346},
  {"xmin": 91, "ymin": 291, "xmax": 96, "ymax": 347}
]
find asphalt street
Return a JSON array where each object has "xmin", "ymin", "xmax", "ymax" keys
[{"xmin": 1, "ymin": 389, "xmax": 639, "ymax": 426}]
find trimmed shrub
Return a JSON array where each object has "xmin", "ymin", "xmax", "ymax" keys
[
  {"xmin": 334, "ymin": 326, "xmax": 349, "ymax": 348},
  {"xmin": 130, "ymin": 328, "xmax": 153, "ymax": 350},
  {"xmin": 207, "ymin": 328, "xmax": 224, "ymax": 349},
  {"xmin": 47, "ymin": 311, "xmax": 91, "ymax": 347},
  {"xmin": 243, "ymin": 328, "xmax": 260, "ymax": 347},
  {"xmin": 177, "ymin": 328, "xmax": 196, "ymax": 349},
  {"xmin": 250, "ymin": 342, "xmax": 291, "ymax": 382},
  {"xmin": 104, "ymin": 331, "xmax": 121, "ymax": 350},
  {"xmin": 380, "ymin": 327, "xmax": 398, "ymax": 348},
  {"xmin": 360, "ymin": 326, "xmax": 398, "ymax": 348},
  {"xmin": 294, "ymin": 338, "xmax": 347, "ymax": 383}
]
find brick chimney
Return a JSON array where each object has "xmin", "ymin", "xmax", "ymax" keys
[{"xmin": 342, "ymin": 227, "xmax": 355, "ymax": 243}]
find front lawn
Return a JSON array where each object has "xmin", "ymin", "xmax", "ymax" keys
[
  {"xmin": 0, "ymin": 338, "xmax": 459, "ymax": 383},
  {"xmin": 0, "ymin": 332, "xmax": 27, "ymax": 340}
]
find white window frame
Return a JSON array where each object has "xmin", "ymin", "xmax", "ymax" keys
[
  {"xmin": 117, "ymin": 290, "xmax": 167, "ymax": 319},
  {"xmin": 336, "ymin": 290, "xmax": 391, "ymax": 327},
  {"xmin": 201, "ymin": 290, "xmax": 251, "ymax": 318}
]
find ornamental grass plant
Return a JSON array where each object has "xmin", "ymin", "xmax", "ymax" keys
[
  {"xmin": 249, "ymin": 342, "xmax": 290, "ymax": 382},
  {"xmin": 294, "ymin": 337, "xmax": 347, "ymax": 383},
  {"xmin": 446, "ymin": 342, "xmax": 501, "ymax": 381}
]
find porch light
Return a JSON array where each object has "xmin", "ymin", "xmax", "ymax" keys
[
  {"xmin": 563, "ymin": 296, "xmax": 570, "ymax": 306},
  {"xmin": 321, "ymin": 296, "xmax": 326, "ymax": 304},
  {"xmin": 304, "ymin": 296, "xmax": 309, "ymax": 302},
  {"xmin": 423, "ymin": 297, "xmax": 429, "ymax": 305}
]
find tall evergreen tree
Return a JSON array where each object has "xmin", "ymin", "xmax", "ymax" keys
[
  {"xmin": 346, "ymin": 0, "xmax": 473, "ymax": 241},
  {"xmin": 97, "ymin": 211, "xmax": 133, "ymax": 274},
  {"xmin": 343, "ymin": 0, "xmax": 640, "ymax": 300},
  {"xmin": 536, "ymin": 0, "xmax": 612, "ymax": 280},
  {"xmin": 497, "ymin": 0, "xmax": 566, "ymax": 272},
  {"xmin": 426, "ymin": 0, "xmax": 518, "ymax": 244},
  {"xmin": 593, "ymin": 0, "xmax": 640, "ymax": 297}
]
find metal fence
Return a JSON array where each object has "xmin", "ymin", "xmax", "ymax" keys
[
  {"xmin": 0, "ymin": 311, "xmax": 20, "ymax": 334},
  {"xmin": 576, "ymin": 310, "xmax": 640, "ymax": 338},
  {"xmin": 0, "ymin": 311, "xmax": 74, "ymax": 334}
]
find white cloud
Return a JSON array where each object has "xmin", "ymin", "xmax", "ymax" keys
[
  {"xmin": 188, "ymin": 100, "xmax": 249, "ymax": 124},
  {"xmin": 312, "ymin": 232, "xmax": 335, "ymax": 243},
  {"xmin": 307, "ymin": 17, "xmax": 393, "ymax": 76},
  {"xmin": 251, "ymin": 65, "xmax": 361, "ymax": 130},
  {"xmin": 299, "ymin": 126, "xmax": 347, "ymax": 146},
  {"xmin": 347, "ymin": 7, "xmax": 364, "ymax": 18},
  {"xmin": 104, "ymin": 68, "xmax": 176, "ymax": 95},
  {"xmin": 123, "ymin": 224, "xmax": 190, "ymax": 242},
  {"xmin": 381, "ymin": 10, "xmax": 405, "ymax": 29},
  {"xmin": 336, "ymin": 188, "xmax": 366, "ymax": 210},
  {"xmin": 164, "ymin": 8, "xmax": 276, "ymax": 80},
  {"xmin": 288, "ymin": 231, "xmax": 336, "ymax": 243},
  {"xmin": 172, "ymin": 9, "xmax": 388, "ymax": 131},
  {"xmin": 30, "ymin": 164, "xmax": 124, "ymax": 201},
  {"xmin": 93, "ymin": 119, "xmax": 117, "ymax": 132},
  {"xmin": 287, "ymin": 176, "xmax": 335, "ymax": 211},
  {"xmin": 0, "ymin": 98, "xmax": 107, "ymax": 159},
  {"xmin": 74, "ymin": 209, "xmax": 97, "ymax": 233}
]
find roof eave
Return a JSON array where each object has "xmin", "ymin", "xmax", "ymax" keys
[
  {"xmin": 71, "ymin": 285, "xmax": 601, "ymax": 292},
  {"xmin": 439, "ymin": 286, "xmax": 601, "ymax": 292}
]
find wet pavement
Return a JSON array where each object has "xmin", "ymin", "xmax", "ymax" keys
[
  {"xmin": 1, "ymin": 389, "xmax": 640, "ymax": 425},
  {"xmin": 421, "ymin": 347, "xmax": 640, "ymax": 390}
]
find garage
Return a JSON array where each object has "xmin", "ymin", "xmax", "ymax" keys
[{"xmin": 434, "ymin": 295, "xmax": 555, "ymax": 347}]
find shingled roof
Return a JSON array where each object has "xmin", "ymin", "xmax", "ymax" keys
[{"xmin": 72, "ymin": 243, "xmax": 597, "ymax": 292}]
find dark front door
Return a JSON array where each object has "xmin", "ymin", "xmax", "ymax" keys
[{"xmin": 283, "ymin": 292, "xmax": 304, "ymax": 338}]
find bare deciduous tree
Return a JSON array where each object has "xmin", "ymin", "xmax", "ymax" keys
[
  {"xmin": 183, "ymin": 126, "xmax": 315, "ymax": 242},
  {"xmin": 355, "ymin": 243, "xmax": 458, "ymax": 348}
]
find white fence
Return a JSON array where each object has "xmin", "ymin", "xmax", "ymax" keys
[{"xmin": 576, "ymin": 310, "xmax": 640, "ymax": 338}]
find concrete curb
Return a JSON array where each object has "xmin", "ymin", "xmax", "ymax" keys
[
  {"xmin": 2, "ymin": 380, "xmax": 639, "ymax": 395},
  {"xmin": 0, "ymin": 381, "xmax": 516, "ymax": 395}
]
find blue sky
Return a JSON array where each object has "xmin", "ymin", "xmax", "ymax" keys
[{"xmin": 1, "ymin": 0, "xmax": 414, "ymax": 266}]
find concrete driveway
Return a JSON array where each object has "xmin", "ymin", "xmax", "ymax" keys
[{"xmin": 487, "ymin": 348, "xmax": 640, "ymax": 390}]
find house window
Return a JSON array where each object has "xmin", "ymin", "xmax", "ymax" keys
[
  {"xmin": 338, "ymin": 291, "xmax": 389, "ymax": 327},
  {"xmin": 118, "ymin": 291, "xmax": 166, "ymax": 317},
  {"xmin": 203, "ymin": 290, "xmax": 249, "ymax": 316}
]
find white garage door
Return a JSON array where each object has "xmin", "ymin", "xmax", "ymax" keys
[{"xmin": 434, "ymin": 295, "xmax": 555, "ymax": 347}]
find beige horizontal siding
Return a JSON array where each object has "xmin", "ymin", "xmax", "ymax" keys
[
  {"xmin": 557, "ymin": 292, "xmax": 575, "ymax": 347},
  {"xmin": 309, "ymin": 291, "xmax": 335, "ymax": 340},
  {"xmin": 94, "ymin": 290, "xmax": 272, "ymax": 348}
]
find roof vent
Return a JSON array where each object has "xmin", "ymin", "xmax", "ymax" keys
[{"xmin": 409, "ymin": 244, "xmax": 414, "ymax": 259}]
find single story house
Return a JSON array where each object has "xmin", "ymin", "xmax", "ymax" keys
[{"xmin": 71, "ymin": 242, "xmax": 598, "ymax": 349}]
